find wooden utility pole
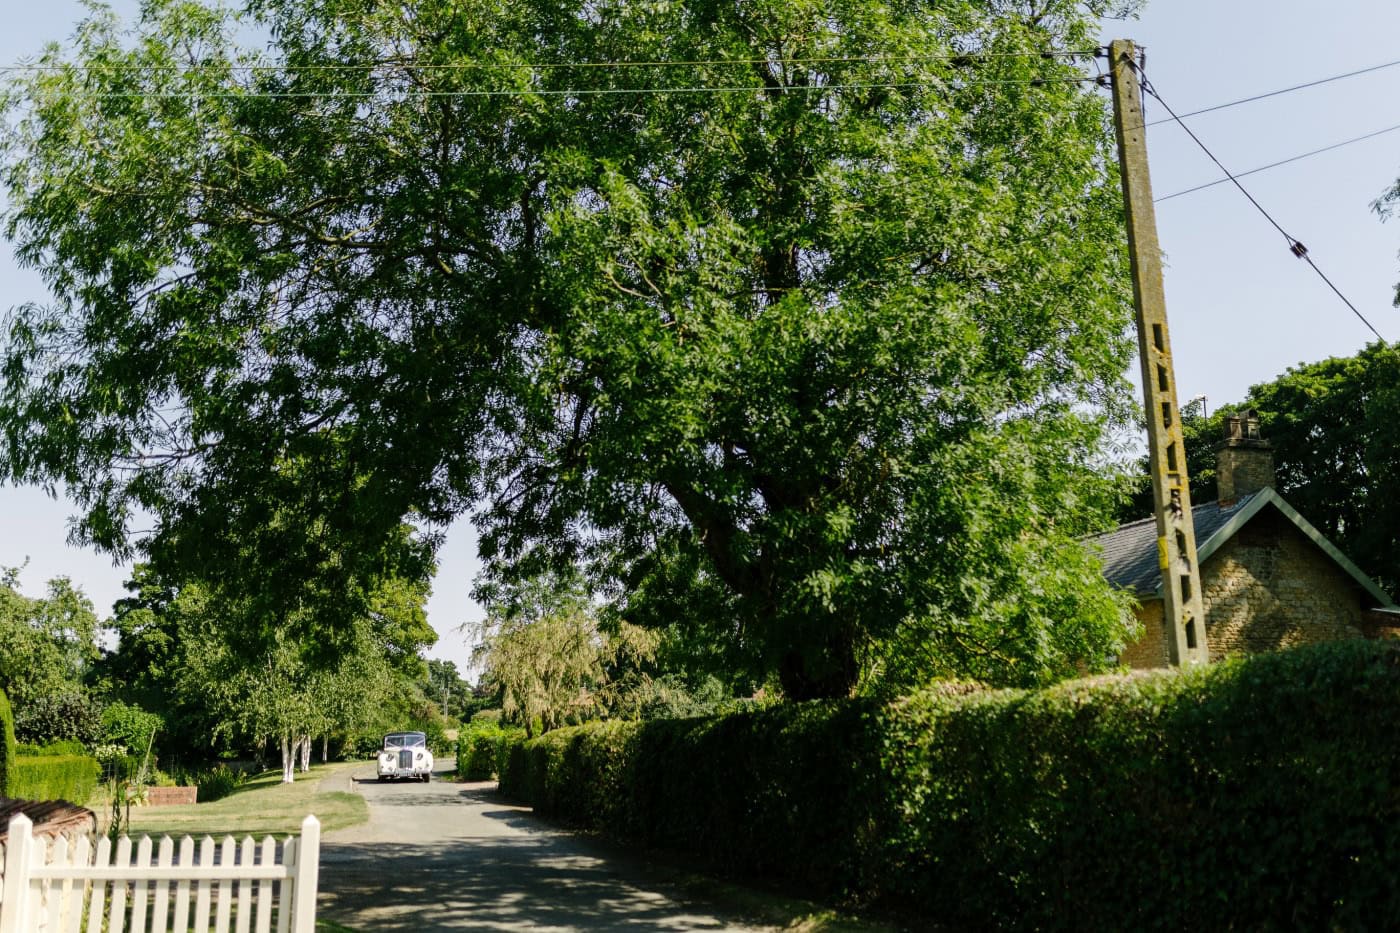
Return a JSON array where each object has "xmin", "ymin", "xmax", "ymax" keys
[{"xmin": 1107, "ymin": 39, "xmax": 1209, "ymax": 667}]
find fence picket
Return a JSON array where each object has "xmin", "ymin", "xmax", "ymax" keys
[
  {"xmin": 0, "ymin": 815, "xmax": 36, "ymax": 933},
  {"xmin": 274, "ymin": 839, "xmax": 294, "ymax": 933},
  {"xmin": 45, "ymin": 834, "xmax": 67, "ymax": 932},
  {"xmin": 150, "ymin": 837, "xmax": 173, "ymax": 933},
  {"xmin": 235, "ymin": 837, "xmax": 255, "ymax": 933},
  {"xmin": 253, "ymin": 838, "xmax": 275, "ymax": 933},
  {"xmin": 109, "ymin": 836, "xmax": 132, "ymax": 933},
  {"xmin": 193, "ymin": 837, "xmax": 214, "ymax": 932},
  {"xmin": 130, "ymin": 835, "xmax": 153, "ymax": 933},
  {"xmin": 85, "ymin": 837, "xmax": 111, "ymax": 933},
  {"xmin": 171, "ymin": 837, "xmax": 194, "ymax": 933},
  {"xmin": 65, "ymin": 835, "xmax": 91, "ymax": 933},
  {"xmin": 214, "ymin": 836, "xmax": 235, "ymax": 933}
]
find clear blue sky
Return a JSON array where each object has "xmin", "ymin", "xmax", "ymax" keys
[{"xmin": 1, "ymin": 1, "xmax": 1397, "ymax": 670}]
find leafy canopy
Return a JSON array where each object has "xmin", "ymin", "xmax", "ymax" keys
[{"xmin": 3, "ymin": 0, "xmax": 1139, "ymax": 696}]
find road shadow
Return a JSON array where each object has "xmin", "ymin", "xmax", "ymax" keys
[{"xmin": 318, "ymin": 799, "xmax": 764, "ymax": 932}]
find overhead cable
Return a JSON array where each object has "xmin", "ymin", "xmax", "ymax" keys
[
  {"xmin": 1156, "ymin": 120, "xmax": 1400, "ymax": 202},
  {"xmin": 1146, "ymin": 56, "xmax": 1400, "ymax": 127},
  {"xmin": 1138, "ymin": 67, "xmax": 1385, "ymax": 341}
]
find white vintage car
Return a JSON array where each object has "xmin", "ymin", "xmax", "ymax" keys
[{"xmin": 376, "ymin": 731, "xmax": 434, "ymax": 782}]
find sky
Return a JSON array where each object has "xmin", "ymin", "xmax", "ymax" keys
[{"xmin": 0, "ymin": 0, "xmax": 1398, "ymax": 670}]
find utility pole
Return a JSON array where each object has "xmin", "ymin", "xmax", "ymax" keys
[{"xmin": 1107, "ymin": 39, "xmax": 1209, "ymax": 667}]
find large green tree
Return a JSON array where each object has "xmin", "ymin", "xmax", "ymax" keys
[
  {"xmin": 0, "ymin": 568, "xmax": 103, "ymax": 741},
  {"xmin": 2, "ymin": 0, "xmax": 1140, "ymax": 697}
]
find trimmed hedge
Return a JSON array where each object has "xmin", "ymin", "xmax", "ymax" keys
[
  {"xmin": 457, "ymin": 722, "xmax": 526, "ymax": 781},
  {"xmin": 15, "ymin": 739, "xmax": 87, "ymax": 757},
  {"xmin": 10, "ymin": 755, "xmax": 101, "ymax": 804},
  {"xmin": 0, "ymin": 688, "xmax": 14, "ymax": 796},
  {"xmin": 500, "ymin": 640, "xmax": 1400, "ymax": 929}
]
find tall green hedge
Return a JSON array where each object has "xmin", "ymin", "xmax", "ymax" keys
[
  {"xmin": 10, "ymin": 755, "xmax": 101, "ymax": 804},
  {"xmin": 500, "ymin": 640, "xmax": 1400, "ymax": 929},
  {"xmin": 0, "ymin": 688, "xmax": 14, "ymax": 796},
  {"xmin": 457, "ymin": 722, "xmax": 526, "ymax": 781}
]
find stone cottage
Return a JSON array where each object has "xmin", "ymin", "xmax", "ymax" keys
[{"xmin": 1091, "ymin": 411, "xmax": 1399, "ymax": 669}]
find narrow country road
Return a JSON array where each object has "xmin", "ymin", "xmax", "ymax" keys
[{"xmin": 316, "ymin": 760, "xmax": 774, "ymax": 932}]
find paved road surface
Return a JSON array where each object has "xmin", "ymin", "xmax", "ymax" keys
[{"xmin": 317, "ymin": 760, "xmax": 773, "ymax": 932}]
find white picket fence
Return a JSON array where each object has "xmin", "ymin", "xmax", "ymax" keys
[{"xmin": 0, "ymin": 813, "xmax": 319, "ymax": 933}]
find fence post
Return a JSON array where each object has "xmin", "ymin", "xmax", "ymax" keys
[
  {"xmin": 0, "ymin": 814, "xmax": 36, "ymax": 933},
  {"xmin": 288, "ymin": 815, "xmax": 320, "ymax": 933}
]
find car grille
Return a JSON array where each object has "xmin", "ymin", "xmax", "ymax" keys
[{"xmin": 398, "ymin": 749, "xmax": 414, "ymax": 770}]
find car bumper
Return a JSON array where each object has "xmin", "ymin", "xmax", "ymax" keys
[{"xmin": 377, "ymin": 764, "xmax": 430, "ymax": 778}]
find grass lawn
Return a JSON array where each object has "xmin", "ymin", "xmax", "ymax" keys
[{"xmin": 117, "ymin": 761, "xmax": 368, "ymax": 839}]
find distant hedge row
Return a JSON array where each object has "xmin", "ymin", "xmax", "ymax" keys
[
  {"xmin": 500, "ymin": 640, "xmax": 1400, "ymax": 929},
  {"xmin": 0, "ymin": 688, "xmax": 14, "ymax": 796},
  {"xmin": 457, "ymin": 721, "xmax": 525, "ymax": 781},
  {"xmin": 10, "ymin": 755, "xmax": 101, "ymax": 804}
]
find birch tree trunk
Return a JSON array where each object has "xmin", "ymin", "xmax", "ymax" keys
[
  {"xmin": 280, "ymin": 735, "xmax": 295, "ymax": 783},
  {"xmin": 322, "ymin": 734, "xmax": 329, "ymax": 763},
  {"xmin": 298, "ymin": 734, "xmax": 311, "ymax": 772}
]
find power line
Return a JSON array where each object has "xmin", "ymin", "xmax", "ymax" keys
[
  {"xmin": 0, "ymin": 49, "xmax": 1102, "ymax": 75},
  {"xmin": 1137, "ymin": 67, "xmax": 1385, "ymax": 341},
  {"xmin": 29, "ymin": 76, "xmax": 1098, "ymax": 101},
  {"xmin": 1145, "ymin": 56, "xmax": 1400, "ymax": 127},
  {"xmin": 1156, "ymin": 120, "xmax": 1400, "ymax": 202}
]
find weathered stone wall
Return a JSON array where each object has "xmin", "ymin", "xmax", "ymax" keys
[
  {"xmin": 1120, "ymin": 510, "xmax": 1366, "ymax": 669},
  {"xmin": 1119, "ymin": 599, "xmax": 1168, "ymax": 669}
]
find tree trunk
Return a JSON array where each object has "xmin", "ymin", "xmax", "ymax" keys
[
  {"xmin": 778, "ymin": 626, "xmax": 859, "ymax": 701},
  {"xmin": 321, "ymin": 734, "xmax": 329, "ymax": 763},
  {"xmin": 280, "ymin": 735, "xmax": 295, "ymax": 784},
  {"xmin": 298, "ymin": 734, "xmax": 311, "ymax": 772}
]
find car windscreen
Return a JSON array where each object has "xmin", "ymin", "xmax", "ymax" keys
[{"xmin": 383, "ymin": 733, "xmax": 427, "ymax": 749}]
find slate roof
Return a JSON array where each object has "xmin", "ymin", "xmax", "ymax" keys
[
  {"xmin": 1088, "ymin": 492, "xmax": 1262, "ymax": 597},
  {"xmin": 1087, "ymin": 487, "xmax": 1394, "ymax": 608}
]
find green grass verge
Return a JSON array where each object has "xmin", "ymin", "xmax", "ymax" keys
[{"xmin": 121, "ymin": 761, "xmax": 367, "ymax": 838}]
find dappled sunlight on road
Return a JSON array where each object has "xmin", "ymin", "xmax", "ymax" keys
[{"xmin": 318, "ymin": 763, "xmax": 769, "ymax": 932}]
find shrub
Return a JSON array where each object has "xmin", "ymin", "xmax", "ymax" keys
[
  {"xmin": 499, "ymin": 640, "xmax": 1400, "ymax": 929},
  {"xmin": 457, "ymin": 722, "xmax": 525, "ymax": 781},
  {"xmin": 12, "ymin": 691, "xmax": 102, "ymax": 745},
  {"xmin": 191, "ymin": 765, "xmax": 244, "ymax": 803},
  {"xmin": 0, "ymin": 688, "xmax": 15, "ymax": 796},
  {"xmin": 10, "ymin": 754, "xmax": 100, "ymax": 804}
]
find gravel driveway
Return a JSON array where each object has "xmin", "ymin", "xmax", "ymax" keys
[{"xmin": 316, "ymin": 760, "xmax": 774, "ymax": 932}]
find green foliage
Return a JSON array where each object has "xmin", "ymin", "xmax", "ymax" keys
[
  {"xmin": 422, "ymin": 659, "xmax": 480, "ymax": 722},
  {"xmin": 14, "ymin": 740, "xmax": 87, "ymax": 757},
  {"xmin": 0, "ymin": 570, "xmax": 102, "ymax": 731},
  {"xmin": 475, "ymin": 574, "xmax": 666, "ymax": 735},
  {"xmin": 12, "ymin": 692, "xmax": 102, "ymax": 746},
  {"xmin": 10, "ymin": 754, "xmax": 100, "ymax": 804},
  {"xmin": 180, "ymin": 765, "xmax": 246, "ymax": 803},
  {"xmin": 501, "ymin": 641, "xmax": 1400, "ymax": 928},
  {"xmin": 457, "ymin": 721, "xmax": 526, "ymax": 781},
  {"xmin": 1, "ymin": 0, "xmax": 1137, "ymax": 699},
  {"xmin": 0, "ymin": 688, "xmax": 14, "ymax": 796},
  {"xmin": 100, "ymin": 701, "xmax": 164, "ymax": 754}
]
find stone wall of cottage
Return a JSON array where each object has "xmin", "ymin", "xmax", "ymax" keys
[{"xmin": 1120, "ymin": 510, "xmax": 1366, "ymax": 669}]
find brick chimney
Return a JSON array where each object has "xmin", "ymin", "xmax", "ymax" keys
[{"xmin": 1215, "ymin": 409, "xmax": 1274, "ymax": 501}]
